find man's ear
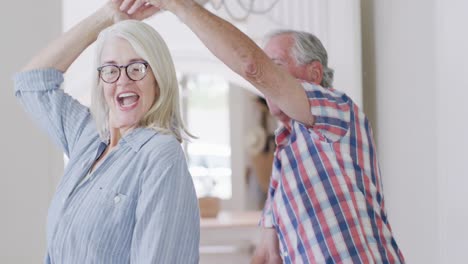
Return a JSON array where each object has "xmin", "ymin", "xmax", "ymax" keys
[{"xmin": 307, "ymin": 61, "xmax": 323, "ymax": 85}]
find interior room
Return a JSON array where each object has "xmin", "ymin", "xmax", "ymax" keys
[{"xmin": 1, "ymin": 0, "xmax": 467, "ymax": 263}]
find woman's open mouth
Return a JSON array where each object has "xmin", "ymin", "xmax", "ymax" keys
[{"xmin": 117, "ymin": 92, "xmax": 140, "ymax": 110}]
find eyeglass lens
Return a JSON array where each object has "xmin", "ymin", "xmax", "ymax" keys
[{"xmin": 99, "ymin": 62, "xmax": 148, "ymax": 83}]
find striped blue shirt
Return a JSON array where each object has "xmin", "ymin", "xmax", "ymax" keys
[{"xmin": 14, "ymin": 69, "xmax": 200, "ymax": 264}]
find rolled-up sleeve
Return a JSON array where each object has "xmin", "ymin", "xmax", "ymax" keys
[
  {"xmin": 130, "ymin": 147, "xmax": 200, "ymax": 263},
  {"xmin": 302, "ymin": 82, "xmax": 350, "ymax": 142},
  {"xmin": 14, "ymin": 68, "xmax": 92, "ymax": 156}
]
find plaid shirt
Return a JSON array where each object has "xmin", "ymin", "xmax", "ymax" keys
[{"xmin": 260, "ymin": 83, "xmax": 405, "ymax": 263}]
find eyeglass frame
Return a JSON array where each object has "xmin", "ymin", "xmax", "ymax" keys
[{"xmin": 97, "ymin": 61, "xmax": 150, "ymax": 84}]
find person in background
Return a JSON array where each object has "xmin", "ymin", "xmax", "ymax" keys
[
  {"xmin": 13, "ymin": 1, "xmax": 199, "ymax": 263},
  {"xmin": 119, "ymin": 0, "xmax": 406, "ymax": 263}
]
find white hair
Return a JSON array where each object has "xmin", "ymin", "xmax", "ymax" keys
[
  {"xmin": 266, "ymin": 30, "xmax": 334, "ymax": 88},
  {"xmin": 91, "ymin": 20, "xmax": 192, "ymax": 142}
]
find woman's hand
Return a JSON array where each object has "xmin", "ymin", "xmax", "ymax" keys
[
  {"xmin": 114, "ymin": 0, "xmax": 191, "ymax": 15},
  {"xmin": 105, "ymin": 0, "xmax": 161, "ymax": 23}
]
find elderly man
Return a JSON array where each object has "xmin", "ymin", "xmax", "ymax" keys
[{"xmin": 120, "ymin": 0, "xmax": 405, "ymax": 263}]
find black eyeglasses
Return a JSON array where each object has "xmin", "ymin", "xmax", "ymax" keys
[{"xmin": 97, "ymin": 61, "xmax": 150, "ymax": 84}]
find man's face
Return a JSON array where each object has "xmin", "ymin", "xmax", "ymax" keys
[
  {"xmin": 263, "ymin": 34, "xmax": 310, "ymax": 124},
  {"xmin": 264, "ymin": 34, "xmax": 311, "ymax": 82}
]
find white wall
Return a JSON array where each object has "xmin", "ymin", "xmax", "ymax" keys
[
  {"xmin": 436, "ymin": 0, "xmax": 468, "ymax": 262},
  {"xmin": 362, "ymin": 0, "xmax": 439, "ymax": 262},
  {"xmin": 362, "ymin": 0, "xmax": 468, "ymax": 263},
  {"xmin": 0, "ymin": 1, "xmax": 63, "ymax": 263}
]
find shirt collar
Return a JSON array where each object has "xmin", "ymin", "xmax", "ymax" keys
[{"xmin": 109, "ymin": 127, "xmax": 157, "ymax": 153}]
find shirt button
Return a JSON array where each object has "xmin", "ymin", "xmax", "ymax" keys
[{"xmin": 114, "ymin": 195, "xmax": 121, "ymax": 204}]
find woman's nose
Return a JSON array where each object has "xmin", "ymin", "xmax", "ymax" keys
[{"xmin": 116, "ymin": 69, "xmax": 132, "ymax": 85}]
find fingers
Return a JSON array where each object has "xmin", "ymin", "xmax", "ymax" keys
[
  {"xmin": 127, "ymin": 0, "xmax": 146, "ymax": 15},
  {"xmin": 119, "ymin": 0, "xmax": 137, "ymax": 12},
  {"xmin": 112, "ymin": 0, "xmax": 160, "ymax": 21},
  {"xmin": 131, "ymin": 4, "xmax": 161, "ymax": 20},
  {"xmin": 268, "ymin": 255, "xmax": 283, "ymax": 264},
  {"xmin": 250, "ymin": 252, "xmax": 266, "ymax": 264}
]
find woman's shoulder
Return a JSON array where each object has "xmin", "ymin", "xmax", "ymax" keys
[
  {"xmin": 147, "ymin": 132, "xmax": 181, "ymax": 148},
  {"xmin": 143, "ymin": 131, "xmax": 185, "ymax": 162}
]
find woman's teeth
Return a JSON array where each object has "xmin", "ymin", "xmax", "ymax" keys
[{"xmin": 118, "ymin": 92, "xmax": 139, "ymax": 107}]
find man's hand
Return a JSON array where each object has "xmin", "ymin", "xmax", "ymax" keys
[
  {"xmin": 110, "ymin": 0, "xmax": 161, "ymax": 20},
  {"xmin": 115, "ymin": 0, "xmax": 189, "ymax": 14},
  {"xmin": 251, "ymin": 228, "xmax": 283, "ymax": 264}
]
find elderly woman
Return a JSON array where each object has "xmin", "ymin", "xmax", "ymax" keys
[{"xmin": 13, "ymin": 1, "xmax": 199, "ymax": 263}]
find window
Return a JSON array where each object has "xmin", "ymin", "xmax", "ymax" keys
[{"xmin": 182, "ymin": 74, "xmax": 232, "ymax": 199}]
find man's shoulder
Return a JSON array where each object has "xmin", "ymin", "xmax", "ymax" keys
[{"xmin": 301, "ymin": 82, "xmax": 350, "ymax": 103}]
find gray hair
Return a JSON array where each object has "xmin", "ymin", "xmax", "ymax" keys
[
  {"xmin": 266, "ymin": 30, "xmax": 334, "ymax": 88},
  {"xmin": 92, "ymin": 20, "xmax": 192, "ymax": 142}
]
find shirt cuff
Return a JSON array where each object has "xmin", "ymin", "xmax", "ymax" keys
[
  {"xmin": 14, "ymin": 68, "xmax": 64, "ymax": 93},
  {"xmin": 259, "ymin": 208, "xmax": 275, "ymax": 228}
]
